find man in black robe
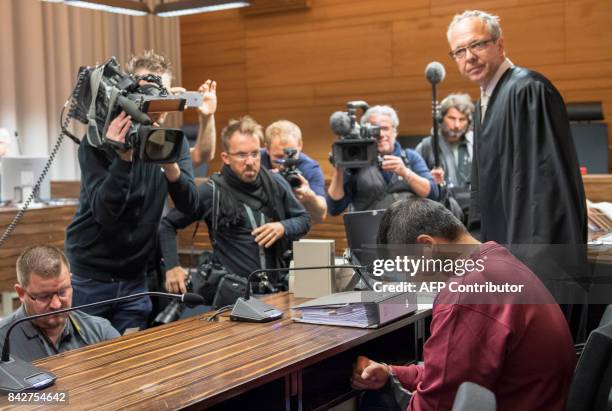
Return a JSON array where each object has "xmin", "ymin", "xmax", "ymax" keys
[
  {"xmin": 446, "ymin": 10, "xmax": 589, "ymax": 340},
  {"xmin": 446, "ymin": 10, "xmax": 586, "ymax": 246}
]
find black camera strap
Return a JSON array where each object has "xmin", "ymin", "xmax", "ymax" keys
[
  {"xmin": 212, "ymin": 180, "xmax": 220, "ymax": 238},
  {"xmin": 86, "ymin": 64, "xmax": 106, "ymax": 147},
  {"xmin": 102, "ymin": 87, "xmax": 122, "ymax": 142},
  {"xmin": 244, "ymin": 204, "xmax": 267, "ymax": 270},
  {"xmin": 399, "ymin": 149, "xmax": 410, "ymax": 168}
]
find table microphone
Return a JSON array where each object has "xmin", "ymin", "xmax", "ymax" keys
[
  {"xmin": 0, "ymin": 291, "xmax": 205, "ymax": 393},
  {"xmin": 230, "ymin": 265, "xmax": 365, "ymax": 323}
]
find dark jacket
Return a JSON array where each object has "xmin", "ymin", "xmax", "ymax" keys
[
  {"xmin": 65, "ymin": 137, "xmax": 198, "ymax": 281},
  {"xmin": 326, "ymin": 142, "xmax": 439, "ymax": 215},
  {"xmin": 159, "ymin": 173, "xmax": 311, "ymax": 277}
]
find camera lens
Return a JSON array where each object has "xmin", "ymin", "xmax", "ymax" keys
[
  {"xmin": 153, "ymin": 300, "xmax": 184, "ymax": 325},
  {"xmin": 288, "ymin": 174, "xmax": 302, "ymax": 188}
]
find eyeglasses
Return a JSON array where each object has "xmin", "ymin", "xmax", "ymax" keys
[
  {"xmin": 24, "ymin": 286, "xmax": 72, "ymax": 305},
  {"xmin": 379, "ymin": 125, "xmax": 396, "ymax": 133},
  {"xmin": 449, "ymin": 38, "xmax": 496, "ymax": 61},
  {"xmin": 227, "ymin": 151, "xmax": 260, "ymax": 161}
]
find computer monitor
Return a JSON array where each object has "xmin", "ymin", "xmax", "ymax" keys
[
  {"xmin": 1, "ymin": 156, "xmax": 51, "ymax": 203},
  {"xmin": 343, "ymin": 209, "xmax": 386, "ymax": 269}
]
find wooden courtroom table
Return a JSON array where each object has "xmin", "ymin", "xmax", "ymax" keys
[{"xmin": 0, "ymin": 293, "xmax": 431, "ymax": 411}]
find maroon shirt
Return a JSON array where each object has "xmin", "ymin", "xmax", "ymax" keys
[{"xmin": 392, "ymin": 242, "xmax": 575, "ymax": 411}]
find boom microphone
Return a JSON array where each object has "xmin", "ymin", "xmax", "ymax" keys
[
  {"xmin": 330, "ymin": 111, "xmax": 352, "ymax": 136},
  {"xmin": 425, "ymin": 61, "xmax": 446, "ymax": 85},
  {"xmin": 425, "ymin": 62, "xmax": 446, "ymax": 168}
]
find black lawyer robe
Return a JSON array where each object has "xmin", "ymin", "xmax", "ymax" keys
[{"xmin": 469, "ymin": 66, "xmax": 587, "ymax": 245}]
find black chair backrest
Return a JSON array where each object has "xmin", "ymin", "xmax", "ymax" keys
[
  {"xmin": 600, "ymin": 305, "xmax": 612, "ymax": 328},
  {"xmin": 452, "ymin": 381, "xmax": 496, "ymax": 411},
  {"xmin": 566, "ymin": 322, "xmax": 612, "ymax": 411}
]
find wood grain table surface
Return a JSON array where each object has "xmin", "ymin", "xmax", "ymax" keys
[{"xmin": 0, "ymin": 292, "xmax": 430, "ymax": 410}]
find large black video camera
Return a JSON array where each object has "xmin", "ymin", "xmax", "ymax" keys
[
  {"xmin": 275, "ymin": 148, "xmax": 302, "ymax": 188},
  {"xmin": 329, "ymin": 101, "xmax": 381, "ymax": 169},
  {"xmin": 68, "ymin": 57, "xmax": 186, "ymax": 163}
]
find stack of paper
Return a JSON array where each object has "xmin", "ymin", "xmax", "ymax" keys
[{"xmin": 292, "ymin": 291, "xmax": 416, "ymax": 328}]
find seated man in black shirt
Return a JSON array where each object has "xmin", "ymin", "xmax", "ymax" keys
[
  {"xmin": 159, "ymin": 116, "xmax": 311, "ymax": 295},
  {"xmin": 0, "ymin": 245, "xmax": 119, "ymax": 362}
]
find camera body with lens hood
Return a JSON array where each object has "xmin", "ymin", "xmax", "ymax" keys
[{"xmin": 68, "ymin": 57, "xmax": 187, "ymax": 163}]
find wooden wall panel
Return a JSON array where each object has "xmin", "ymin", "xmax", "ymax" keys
[
  {"xmin": 0, "ymin": 205, "xmax": 76, "ymax": 293},
  {"xmin": 566, "ymin": 1, "xmax": 612, "ymax": 64},
  {"xmin": 181, "ymin": 0, "xmax": 612, "ymax": 177},
  {"xmin": 245, "ymin": 24, "xmax": 394, "ymax": 88}
]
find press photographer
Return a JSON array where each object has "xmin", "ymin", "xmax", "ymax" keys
[
  {"xmin": 159, "ymin": 116, "xmax": 311, "ymax": 309},
  {"xmin": 329, "ymin": 100, "xmax": 380, "ymax": 169},
  {"xmin": 125, "ymin": 50, "xmax": 217, "ymax": 170},
  {"xmin": 326, "ymin": 104, "xmax": 439, "ymax": 215},
  {"xmin": 67, "ymin": 56, "xmax": 187, "ymax": 164},
  {"xmin": 261, "ymin": 120, "xmax": 327, "ymax": 223},
  {"xmin": 64, "ymin": 57, "xmax": 199, "ymax": 335},
  {"xmin": 275, "ymin": 148, "xmax": 302, "ymax": 188}
]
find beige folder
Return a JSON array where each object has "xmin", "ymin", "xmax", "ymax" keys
[{"xmin": 292, "ymin": 239, "xmax": 335, "ymax": 298}]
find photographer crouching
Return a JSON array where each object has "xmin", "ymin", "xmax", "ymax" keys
[
  {"xmin": 64, "ymin": 58, "xmax": 198, "ymax": 335},
  {"xmin": 327, "ymin": 104, "xmax": 439, "ymax": 215},
  {"xmin": 261, "ymin": 120, "xmax": 327, "ymax": 223}
]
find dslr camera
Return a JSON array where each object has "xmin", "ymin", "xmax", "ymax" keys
[
  {"xmin": 68, "ymin": 57, "xmax": 186, "ymax": 163},
  {"xmin": 274, "ymin": 148, "xmax": 302, "ymax": 188},
  {"xmin": 154, "ymin": 275, "xmax": 193, "ymax": 325},
  {"xmin": 329, "ymin": 100, "xmax": 381, "ymax": 169}
]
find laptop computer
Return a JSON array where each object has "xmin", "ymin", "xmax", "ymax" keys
[{"xmin": 342, "ymin": 209, "xmax": 386, "ymax": 289}]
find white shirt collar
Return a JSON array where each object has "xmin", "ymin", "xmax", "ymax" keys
[
  {"xmin": 481, "ymin": 58, "xmax": 513, "ymax": 97},
  {"xmin": 464, "ymin": 130, "xmax": 473, "ymax": 145}
]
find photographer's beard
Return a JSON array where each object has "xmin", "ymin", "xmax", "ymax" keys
[
  {"xmin": 238, "ymin": 161, "xmax": 260, "ymax": 183},
  {"xmin": 440, "ymin": 121, "xmax": 468, "ymax": 144}
]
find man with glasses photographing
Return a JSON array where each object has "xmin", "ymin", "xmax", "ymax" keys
[
  {"xmin": 159, "ymin": 116, "xmax": 310, "ymax": 298},
  {"xmin": 0, "ymin": 245, "xmax": 119, "ymax": 362},
  {"xmin": 327, "ymin": 105, "xmax": 438, "ymax": 215},
  {"xmin": 447, "ymin": 10, "xmax": 586, "ymax": 245}
]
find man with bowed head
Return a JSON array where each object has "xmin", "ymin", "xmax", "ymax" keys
[{"xmin": 351, "ymin": 199, "xmax": 575, "ymax": 411}]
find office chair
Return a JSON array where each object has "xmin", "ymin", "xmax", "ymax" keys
[
  {"xmin": 452, "ymin": 382, "xmax": 496, "ymax": 411},
  {"xmin": 576, "ymin": 304, "xmax": 612, "ymax": 358},
  {"xmin": 566, "ymin": 322, "xmax": 612, "ymax": 411},
  {"xmin": 601, "ymin": 305, "xmax": 612, "ymax": 328}
]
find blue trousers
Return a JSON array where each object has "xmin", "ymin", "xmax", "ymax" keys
[{"xmin": 72, "ymin": 274, "xmax": 152, "ymax": 335}]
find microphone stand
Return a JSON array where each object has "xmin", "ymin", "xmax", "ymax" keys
[
  {"xmin": 0, "ymin": 291, "xmax": 204, "ymax": 393},
  {"xmin": 431, "ymin": 83, "xmax": 440, "ymax": 169}
]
